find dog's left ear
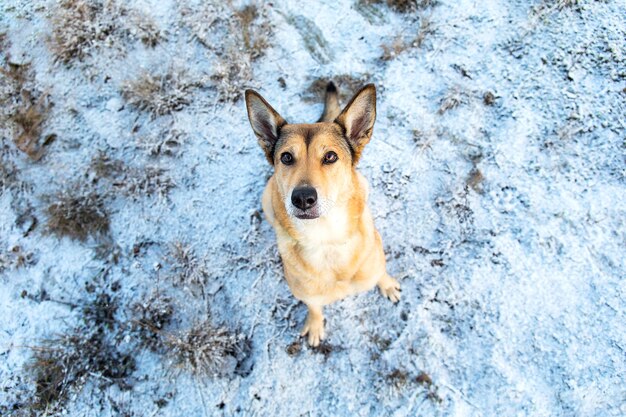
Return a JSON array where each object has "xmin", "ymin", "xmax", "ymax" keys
[
  {"xmin": 335, "ymin": 84, "xmax": 376, "ymax": 164},
  {"xmin": 245, "ymin": 90, "xmax": 287, "ymax": 165}
]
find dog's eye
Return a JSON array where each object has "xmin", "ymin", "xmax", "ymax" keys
[
  {"xmin": 280, "ymin": 152, "xmax": 294, "ymax": 165},
  {"xmin": 323, "ymin": 151, "xmax": 338, "ymax": 164}
]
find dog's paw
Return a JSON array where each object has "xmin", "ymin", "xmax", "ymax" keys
[
  {"xmin": 379, "ymin": 276, "xmax": 401, "ymax": 303},
  {"xmin": 300, "ymin": 317, "xmax": 325, "ymax": 347}
]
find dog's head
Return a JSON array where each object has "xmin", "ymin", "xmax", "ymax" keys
[{"xmin": 245, "ymin": 85, "xmax": 376, "ymax": 220}]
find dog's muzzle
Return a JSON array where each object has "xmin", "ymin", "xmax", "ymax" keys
[{"xmin": 291, "ymin": 186, "xmax": 319, "ymax": 219}]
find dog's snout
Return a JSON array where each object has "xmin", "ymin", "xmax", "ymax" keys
[{"xmin": 291, "ymin": 186, "xmax": 317, "ymax": 210}]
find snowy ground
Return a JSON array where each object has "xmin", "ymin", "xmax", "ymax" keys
[{"xmin": 1, "ymin": 0, "xmax": 625, "ymax": 415}]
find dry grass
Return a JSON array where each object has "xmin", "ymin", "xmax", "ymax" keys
[
  {"xmin": 121, "ymin": 69, "xmax": 195, "ymax": 116},
  {"xmin": 532, "ymin": 0, "xmax": 580, "ymax": 18},
  {"xmin": 89, "ymin": 153, "xmax": 176, "ymax": 199},
  {"xmin": 28, "ymin": 293, "xmax": 135, "ymax": 412},
  {"xmin": 381, "ymin": 16, "xmax": 433, "ymax": 61},
  {"xmin": 180, "ymin": 2, "xmax": 273, "ymax": 101},
  {"xmin": 131, "ymin": 291, "xmax": 173, "ymax": 351},
  {"xmin": 123, "ymin": 165, "xmax": 175, "ymax": 199},
  {"xmin": 49, "ymin": 0, "xmax": 128, "ymax": 64},
  {"xmin": 164, "ymin": 320, "xmax": 249, "ymax": 377},
  {"xmin": 90, "ymin": 151, "xmax": 125, "ymax": 179},
  {"xmin": 0, "ymin": 245, "xmax": 35, "ymax": 273},
  {"xmin": 1, "ymin": 50, "xmax": 55, "ymax": 160},
  {"xmin": 137, "ymin": 129, "xmax": 184, "ymax": 157},
  {"xmin": 437, "ymin": 86, "xmax": 468, "ymax": 114},
  {"xmin": 165, "ymin": 241, "xmax": 209, "ymax": 289},
  {"xmin": 380, "ymin": 368, "xmax": 443, "ymax": 403},
  {"xmin": 49, "ymin": 0, "xmax": 165, "ymax": 62},
  {"xmin": 45, "ymin": 186, "xmax": 110, "ymax": 241},
  {"xmin": 210, "ymin": 52, "xmax": 253, "ymax": 102},
  {"xmin": 467, "ymin": 168, "xmax": 485, "ymax": 193},
  {"xmin": 435, "ymin": 185, "xmax": 475, "ymax": 242},
  {"xmin": 12, "ymin": 92, "xmax": 55, "ymax": 160},
  {"xmin": 359, "ymin": 0, "xmax": 436, "ymax": 13},
  {"xmin": 131, "ymin": 12, "xmax": 164, "ymax": 47},
  {"xmin": 236, "ymin": 5, "xmax": 272, "ymax": 60}
]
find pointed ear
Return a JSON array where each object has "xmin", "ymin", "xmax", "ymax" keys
[
  {"xmin": 334, "ymin": 84, "xmax": 376, "ymax": 164},
  {"xmin": 245, "ymin": 90, "xmax": 287, "ymax": 164}
]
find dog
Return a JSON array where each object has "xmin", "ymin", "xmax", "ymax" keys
[{"xmin": 244, "ymin": 82, "xmax": 401, "ymax": 346}]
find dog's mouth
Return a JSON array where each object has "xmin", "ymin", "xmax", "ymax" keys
[{"xmin": 294, "ymin": 210, "xmax": 320, "ymax": 220}]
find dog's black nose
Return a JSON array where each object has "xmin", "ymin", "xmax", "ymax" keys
[{"xmin": 291, "ymin": 186, "xmax": 317, "ymax": 210}]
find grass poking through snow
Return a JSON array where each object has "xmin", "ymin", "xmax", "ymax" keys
[
  {"xmin": 121, "ymin": 69, "xmax": 196, "ymax": 116},
  {"xmin": 45, "ymin": 186, "xmax": 110, "ymax": 241}
]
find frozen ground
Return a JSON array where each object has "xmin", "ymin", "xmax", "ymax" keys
[{"xmin": 1, "ymin": 0, "xmax": 625, "ymax": 415}]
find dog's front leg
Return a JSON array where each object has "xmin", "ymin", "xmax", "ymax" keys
[
  {"xmin": 378, "ymin": 273, "xmax": 401, "ymax": 303},
  {"xmin": 300, "ymin": 303, "xmax": 325, "ymax": 347}
]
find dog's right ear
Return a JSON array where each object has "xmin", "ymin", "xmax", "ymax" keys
[{"xmin": 245, "ymin": 90, "xmax": 287, "ymax": 165}]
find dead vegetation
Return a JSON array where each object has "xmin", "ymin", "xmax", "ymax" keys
[
  {"xmin": 236, "ymin": 5, "xmax": 272, "ymax": 60},
  {"xmin": 165, "ymin": 241, "xmax": 209, "ymax": 290},
  {"xmin": 131, "ymin": 291, "xmax": 174, "ymax": 351},
  {"xmin": 380, "ymin": 15, "xmax": 434, "ymax": 61},
  {"xmin": 359, "ymin": 0, "xmax": 436, "ymax": 14},
  {"xmin": 45, "ymin": 186, "xmax": 110, "ymax": 241},
  {"xmin": 49, "ymin": 0, "xmax": 127, "ymax": 64},
  {"xmin": 89, "ymin": 153, "xmax": 176, "ymax": 199},
  {"xmin": 124, "ymin": 166, "xmax": 176, "ymax": 199},
  {"xmin": 49, "ymin": 0, "xmax": 166, "ymax": 63},
  {"xmin": 0, "ymin": 245, "xmax": 36, "ymax": 273},
  {"xmin": 383, "ymin": 369, "xmax": 443, "ymax": 403},
  {"xmin": 164, "ymin": 319, "xmax": 250, "ymax": 377},
  {"xmin": 137, "ymin": 129, "xmax": 184, "ymax": 157},
  {"xmin": 467, "ymin": 168, "xmax": 485, "ymax": 194},
  {"xmin": 435, "ymin": 185, "xmax": 475, "ymax": 243},
  {"xmin": 438, "ymin": 86, "xmax": 469, "ymax": 114},
  {"xmin": 27, "ymin": 292, "xmax": 135, "ymax": 413},
  {"xmin": 180, "ymin": 2, "xmax": 273, "ymax": 101},
  {"xmin": 1, "ymin": 46, "xmax": 55, "ymax": 160},
  {"xmin": 532, "ymin": 0, "xmax": 580, "ymax": 18},
  {"xmin": 131, "ymin": 11, "xmax": 164, "ymax": 47},
  {"xmin": 121, "ymin": 69, "xmax": 197, "ymax": 116}
]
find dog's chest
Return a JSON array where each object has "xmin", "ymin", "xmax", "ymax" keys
[{"xmin": 291, "ymin": 210, "xmax": 356, "ymax": 271}]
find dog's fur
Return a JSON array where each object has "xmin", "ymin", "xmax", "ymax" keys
[{"xmin": 245, "ymin": 82, "xmax": 400, "ymax": 346}]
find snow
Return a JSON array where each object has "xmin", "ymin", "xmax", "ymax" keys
[{"xmin": 1, "ymin": 0, "xmax": 625, "ymax": 416}]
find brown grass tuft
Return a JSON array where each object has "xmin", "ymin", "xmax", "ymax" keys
[
  {"xmin": 131, "ymin": 291, "xmax": 173, "ymax": 351},
  {"xmin": 89, "ymin": 154, "xmax": 176, "ymax": 199},
  {"xmin": 165, "ymin": 241, "xmax": 209, "ymax": 289},
  {"xmin": 46, "ymin": 186, "xmax": 110, "ymax": 241},
  {"xmin": 180, "ymin": 2, "xmax": 273, "ymax": 101},
  {"xmin": 235, "ymin": 5, "xmax": 271, "ymax": 60},
  {"xmin": 49, "ymin": 0, "xmax": 130, "ymax": 64},
  {"xmin": 1, "ymin": 53, "xmax": 55, "ymax": 160},
  {"xmin": 131, "ymin": 12, "xmax": 164, "ymax": 47},
  {"xmin": 359, "ymin": 0, "xmax": 436, "ymax": 13},
  {"xmin": 438, "ymin": 86, "xmax": 468, "ymax": 114},
  {"xmin": 28, "ymin": 293, "xmax": 135, "ymax": 412},
  {"xmin": 164, "ymin": 320, "xmax": 249, "ymax": 377},
  {"xmin": 12, "ymin": 92, "xmax": 54, "ymax": 160},
  {"xmin": 0, "ymin": 245, "xmax": 36, "ymax": 273},
  {"xmin": 381, "ymin": 16, "xmax": 433, "ymax": 61},
  {"xmin": 121, "ymin": 69, "xmax": 196, "ymax": 116},
  {"xmin": 123, "ymin": 165, "xmax": 175, "ymax": 199}
]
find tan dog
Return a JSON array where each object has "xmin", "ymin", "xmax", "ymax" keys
[{"xmin": 245, "ymin": 82, "xmax": 400, "ymax": 346}]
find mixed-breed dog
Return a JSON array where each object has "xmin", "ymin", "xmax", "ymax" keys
[{"xmin": 245, "ymin": 82, "xmax": 401, "ymax": 346}]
